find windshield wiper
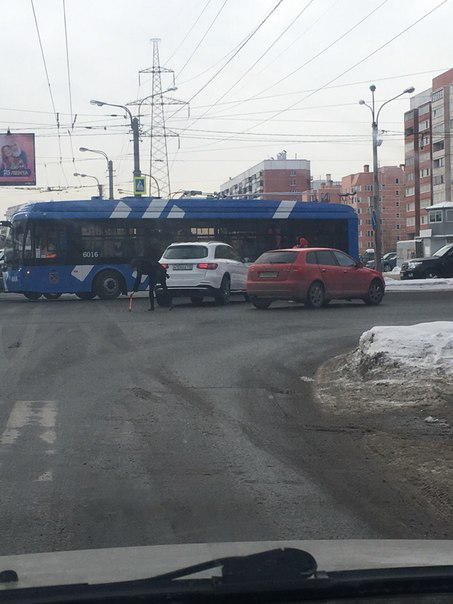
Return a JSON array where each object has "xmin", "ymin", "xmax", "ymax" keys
[
  {"xmin": 3, "ymin": 548, "xmax": 453, "ymax": 603},
  {"xmin": 147, "ymin": 547, "xmax": 317, "ymax": 585}
]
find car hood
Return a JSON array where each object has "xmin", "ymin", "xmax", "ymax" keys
[
  {"xmin": 2, "ymin": 540, "xmax": 453, "ymax": 590},
  {"xmin": 404, "ymin": 257, "xmax": 435, "ymax": 263}
]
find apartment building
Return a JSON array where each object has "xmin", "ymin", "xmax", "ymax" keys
[
  {"xmin": 342, "ymin": 164, "xmax": 405, "ymax": 254},
  {"xmin": 219, "ymin": 153, "xmax": 310, "ymax": 200},
  {"xmin": 300, "ymin": 174, "xmax": 342, "ymax": 203},
  {"xmin": 404, "ymin": 68, "xmax": 453, "ymax": 238}
]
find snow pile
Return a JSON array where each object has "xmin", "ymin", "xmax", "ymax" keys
[
  {"xmin": 385, "ymin": 277, "xmax": 453, "ymax": 291},
  {"xmin": 356, "ymin": 321, "xmax": 453, "ymax": 378}
]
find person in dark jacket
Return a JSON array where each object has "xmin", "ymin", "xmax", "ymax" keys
[{"xmin": 129, "ymin": 258, "xmax": 172, "ymax": 311}]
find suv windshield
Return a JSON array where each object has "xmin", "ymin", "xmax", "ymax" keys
[
  {"xmin": 163, "ymin": 245, "xmax": 208, "ymax": 259},
  {"xmin": 255, "ymin": 251, "xmax": 299, "ymax": 264},
  {"xmin": 433, "ymin": 244, "xmax": 453, "ymax": 257}
]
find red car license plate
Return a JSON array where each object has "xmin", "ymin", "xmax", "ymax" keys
[{"xmin": 259, "ymin": 271, "xmax": 278, "ymax": 278}]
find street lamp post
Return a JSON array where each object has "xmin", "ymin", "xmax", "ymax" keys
[
  {"xmin": 90, "ymin": 87, "xmax": 177, "ymax": 197},
  {"xmin": 79, "ymin": 147, "xmax": 114, "ymax": 199},
  {"xmin": 73, "ymin": 172, "xmax": 103, "ymax": 198},
  {"xmin": 359, "ymin": 85, "xmax": 414, "ymax": 273},
  {"xmin": 140, "ymin": 173, "xmax": 161, "ymax": 198},
  {"xmin": 134, "ymin": 86, "xmax": 177, "ymax": 118},
  {"xmin": 90, "ymin": 100, "xmax": 141, "ymax": 181}
]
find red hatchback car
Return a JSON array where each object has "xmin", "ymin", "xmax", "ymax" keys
[{"xmin": 247, "ymin": 248, "xmax": 385, "ymax": 309}]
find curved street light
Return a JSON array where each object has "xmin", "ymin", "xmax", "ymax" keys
[
  {"xmin": 90, "ymin": 100, "xmax": 140, "ymax": 181},
  {"xmin": 79, "ymin": 147, "xmax": 114, "ymax": 200},
  {"xmin": 90, "ymin": 87, "xmax": 178, "ymax": 194},
  {"xmin": 359, "ymin": 84, "xmax": 414, "ymax": 273},
  {"xmin": 74, "ymin": 172, "xmax": 103, "ymax": 198}
]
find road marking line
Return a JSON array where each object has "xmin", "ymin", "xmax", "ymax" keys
[
  {"xmin": 0, "ymin": 400, "xmax": 57, "ymax": 446},
  {"xmin": 1, "ymin": 400, "xmax": 33, "ymax": 445}
]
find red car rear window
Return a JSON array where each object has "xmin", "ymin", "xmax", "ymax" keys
[{"xmin": 254, "ymin": 251, "xmax": 299, "ymax": 264}]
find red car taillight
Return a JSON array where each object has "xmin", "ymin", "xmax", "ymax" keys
[{"xmin": 197, "ymin": 262, "xmax": 218, "ymax": 270}]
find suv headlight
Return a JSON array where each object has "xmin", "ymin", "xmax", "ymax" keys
[{"xmin": 407, "ymin": 261, "xmax": 423, "ymax": 269}]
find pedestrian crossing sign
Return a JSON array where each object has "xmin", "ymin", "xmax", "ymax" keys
[{"xmin": 134, "ymin": 176, "xmax": 146, "ymax": 196}]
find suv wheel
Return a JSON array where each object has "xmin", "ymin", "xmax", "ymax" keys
[{"xmin": 214, "ymin": 275, "xmax": 231, "ymax": 305}]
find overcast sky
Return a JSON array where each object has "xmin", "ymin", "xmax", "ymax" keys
[{"xmin": 0, "ymin": 0, "xmax": 451, "ymax": 215}]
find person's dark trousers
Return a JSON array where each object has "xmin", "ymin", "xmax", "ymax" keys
[
  {"xmin": 160, "ymin": 279, "xmax": 173, "ymax": 310},
  {"xmin": 148, "ymin": 279, "xmax": 156, "ymax": 311},
  {"xmin": 148, "ymin": 279, "xmax": 172, "ymax": 310}
]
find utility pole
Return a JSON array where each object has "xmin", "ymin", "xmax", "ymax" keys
[
  {"xmin": 131, "ymin": 117, "xmax": 141, "ymax": 178},
  {"xmin": 107, "ymin": 160, "xmax": 114, "ymax": 200},
  {"xmin": 371, "ymin": 100, "xmax": 382, "ymax": 272},
  {"xmin": 80, "ymin": 147, "xmax": 114, "ymax": 200},
  {"xmin": 90, "ymin": 100, "xmax": 140, "ymax": 192},
  {"xmin": 359, "ymin": 84, "xmax": 414, "ymax": 273}
]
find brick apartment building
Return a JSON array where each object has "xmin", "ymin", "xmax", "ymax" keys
[
  {"xmin": 404, "ymin": 68, "xmax": 453, "ymax": 238},
  {"xmin": 300, "ymin": 174, "xmax": 342, "ymax": 203},
  {"xmin": 219, "ymin": 152, "xmax": 310, "ymax": 200},
  {"xmin": 342, "ymin": 164, "xmax": 405, "ymax": 255}
]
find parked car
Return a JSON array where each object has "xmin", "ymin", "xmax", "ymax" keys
[
  {"xmin": 400, "ymin": 243, "xmax": 453, "ymax": 280},
  {"xmin": 247, "ymin": 247, "xmax": 385, "ymax": 309},
  {"xmin": 157, "ymin": 241, "xmax": 248, "ymax": 306},
  {"xmin": 366, "ymin": 252, "xmax": 397, "ymax": 272}
]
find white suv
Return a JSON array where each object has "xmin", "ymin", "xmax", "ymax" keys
[{"xmin": 157, "ymin": 241, "xmax": 248, "ymax": 305}]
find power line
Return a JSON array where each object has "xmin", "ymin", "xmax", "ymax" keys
[
  {"xmin": 62, "ymin": 0, "xmax": 79, "ymax": 177},
  {"xmin": 165, "ymin": 0, "xmax": 213, "ymax": 64},
  {"xmin": 176, "ymin": 0, "xmax": 228, "ymax": 79},
  {"xmin": 251, "ymin": 0, "xmax": 340, "ymax": 80},
  {"xmin": 189, "ymin": 0, "xmax": 316, "ymax": 124},
  {"xmin": 30, "ymin": 0, "xmax": 58, "ymax": 117},
  {"xmin": 190, "ymin": 0, "xmax": 449, "ymax": 153},
  {"xmin": 247, "ymin": 0, "xmax": 450, "ymax": 131},
  {"xmin": 172, "ymin": 126, "xmax": 383, "ymax": 138},
  {"xmin": 62, "ymin": 0, "xmax": 74, "ymax": 126},
  {"xmin": 259, "ymin": 0, "xmax": 389, "ymax": 99},
  {"xmin": 30, "ymin": 0, "xmax": 68, "ymax": 186},
  {"xmin": 0, "ymin": 67, "xmax": 446, "ymax": 119},
  {"xmin": 169, "ymin": 0, "xmax": 285, "ymax": 120},
  {"xmin": 207, "ymin": 0, "xmax": 389, "ymax": 120}
]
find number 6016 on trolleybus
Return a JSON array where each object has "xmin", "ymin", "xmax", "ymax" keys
[{"xmin": 2, "ymin": 196, "xmax": 358, "ymax": 300}]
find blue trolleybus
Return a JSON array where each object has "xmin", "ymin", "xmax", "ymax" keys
[{"xmin": 2, "ymin": 197, "xmax": 358, "ymax": 300}]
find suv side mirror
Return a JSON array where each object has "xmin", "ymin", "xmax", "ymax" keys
[{"xmin": 356, "ymin": 261, "xmax": 363, "ymax": 268}]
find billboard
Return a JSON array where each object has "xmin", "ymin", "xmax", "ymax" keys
[{"xmin": 0, "ymin": 133, "xmax": 36, "ymax": 186}]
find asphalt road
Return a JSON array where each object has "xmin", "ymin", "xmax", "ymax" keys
[{"xmin": 0, "ymin": 290, "xmax": 452, "ymax": 555}]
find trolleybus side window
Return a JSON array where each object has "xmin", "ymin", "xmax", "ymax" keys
[{"xmin": 33, "ymin": 222, "xmax": 69, "ymax": 260}]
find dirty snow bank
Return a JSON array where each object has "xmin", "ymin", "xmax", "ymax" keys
[
  {"xmin": 316, "ymin": 321, "xmax": 453, "ymax": 414},
  {"xmin": 356, "ymin": 321, "xmax": 453, "ymax": 378},
  {"xmin": 385, "ymin": 277, "xmax": 453, "ymax": 291},
  {"xmin": 315, "ymin": 323, "xmax": 453, "ymax": 518}
]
